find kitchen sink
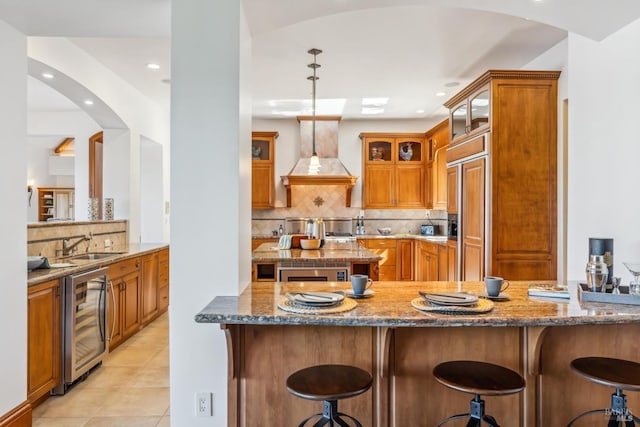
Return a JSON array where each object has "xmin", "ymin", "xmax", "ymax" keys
[{"xmin": 68, "ymin": 252, "xmax": 126, "ymax": 261}]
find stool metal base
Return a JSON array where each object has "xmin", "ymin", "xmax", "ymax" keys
[
  {"xmin": 437, "ymin": 395, "xmax": 500, "ymax": 427},
  {"xmin": 298, "ymin": 400, "xmax": 363, "ymax": 427},
  {"xmin": 567, "ymin": 389, "xmax": 640, "ymax": 427}
]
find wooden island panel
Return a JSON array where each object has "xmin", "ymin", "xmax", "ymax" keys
[
  {"xmin": 230, "ymin": 325, "xmax": 375, "ymax": 426},
  {"xmin": 393, "ymin": 327, "xmax": 522, "ymax": 425}
]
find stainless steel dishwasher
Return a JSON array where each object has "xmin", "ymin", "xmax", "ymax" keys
[{"xmin": 52, "ymin": 267, "xmax": 108, "ymax": 395}]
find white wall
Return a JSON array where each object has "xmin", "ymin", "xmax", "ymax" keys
[
  {"xmin": 28, "ymin": 38, "xmax": 170, "ymax": 240},
  {"xmin": 0, "ymin": 18, "xmax": 27, "ymax": 415},
  {"xmin": 567, "ymin": 19, "xmax": 640, "ymax": 283},
  {"xmin": 252, "ymin": 117, "xmax": 439, "ymax": 208},
  {"xmin": 140, "ymin": 137, "xmax": 164, "ymax": 242},
  {"xmin": 27, "ymin": 110, "xmax": 100, "ymax": 222},
  {"xmin": 170, "ymin": 1, "xmax": 251, "ymax": 425}
]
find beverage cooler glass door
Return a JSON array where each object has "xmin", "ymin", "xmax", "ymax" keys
[{"xmin": 64, "ymin": 268, "xmax": 108, "ymax": 384}]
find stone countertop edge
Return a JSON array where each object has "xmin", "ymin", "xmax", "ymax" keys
[
  {"xmin": 28, "ymin": 243, "xmax": 169, "ymax": 287},
  {"xmin": 252, "ymin": 244, "xmax": 382, "ymax": 263},
  {"xmin": 194, "ymin": 281, "xmax": 640, "ymax": 328},
  {"xmin": 252, "ymin": 234, "xmax": 451, "ymax": 243}
]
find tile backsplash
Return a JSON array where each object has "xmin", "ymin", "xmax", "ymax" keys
[
  {"xmin": 252, "ymin": 207, "xmax": 447, "ymax": 237},
  {"xmin": 28, "ymin": 220, "xmax": 128, "ymax": 258}
]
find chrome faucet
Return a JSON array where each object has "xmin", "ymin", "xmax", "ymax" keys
[{"xmin": 62, "ymin": 234, "xmax": 92, "ymax": 256}]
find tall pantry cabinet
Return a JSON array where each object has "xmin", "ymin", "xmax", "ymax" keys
[{"xmin": 445, "ymin": 70, "xmax": 560, "ymax": 280}]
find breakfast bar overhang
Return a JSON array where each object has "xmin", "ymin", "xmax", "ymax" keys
[{"xmin": 195, "ymin": 281, "xmax": 640, "ymax": 426}]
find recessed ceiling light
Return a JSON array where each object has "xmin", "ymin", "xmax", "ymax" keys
[
  {"xmin": 444, "ymin": 82, "xmax": 460, "ymax": 88},
  {"xmin": 361, "ymin": 107, "xmax": 384, "ymax": 115},
  {"xmin": 84, "ymin": 100, "xmax": 94, "ymax": 106},
  {"xmin": 362, "ymin": 97, "xmax": 388, "ymax": 106},
  {"xmin": 146, "ymin": 63, "xmax": 160, "ymax": 70},
  {"xmin": 416, "ymin": 109, "xmax": 425, "ymax": 114},
  {"xmin": 435, "ymin": 92, "xmax": 446, "ymax": 97},
  {"xmin": 42, "ymin": 72, "xmax": 54, "ymax": 79}
]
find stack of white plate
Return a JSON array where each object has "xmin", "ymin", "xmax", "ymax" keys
[
  {"xmin": 285, "ymin": 292, "xmax": 345, "ymax": 308},
  {"xmin": 418, "ymin": 291, "xmax": 478, "ymax": 306}
]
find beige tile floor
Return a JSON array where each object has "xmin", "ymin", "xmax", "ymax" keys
[{"xmin": 33, "ymin": 312, "xmax": 170, "ymax": 427}]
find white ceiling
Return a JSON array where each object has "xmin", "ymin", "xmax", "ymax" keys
[{"xmin": 4, "ymin": 0, "xmax": 640, "ymax": 120}]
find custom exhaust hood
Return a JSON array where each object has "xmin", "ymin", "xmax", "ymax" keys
[{"xmin": 280, "ymin": 49, "xmax": 358, "ymax": 207}]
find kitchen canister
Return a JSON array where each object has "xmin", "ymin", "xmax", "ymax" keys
[
  {"xmin": 104, "ymin": 198, "xmax": 114, "ymax": 220},
  {"xmin": 88, "ymin": 197, "xmax": 99, "ymax": 221},
  {"xmin": 588, "ymin": 237, "xmax": 613, "ymax": 289}
]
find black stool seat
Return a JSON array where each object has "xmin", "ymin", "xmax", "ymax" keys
[
  {"xmin": 433, "ymin": 360, "xmax": 526, "ymax": 427},
  {"xmin": 287, "ymin": 364, "xmax": 372, "ymax": 427},
  {"xmin": 568, "ymin": 357, "xmax": 640, "ymax": 426},
  {"xmin": 571, "ymin": 357, "xmax": 640, "ymax": 391},
  {"xmin": 433, "ymin": 360, "xmax": 526, "ymax": 396}
]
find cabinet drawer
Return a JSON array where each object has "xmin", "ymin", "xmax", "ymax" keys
[
  {"xmin": 366, "ymin": 239, "xmax": 397, "ymax": 249},
  {"xmin": 109, "ymin": 257, "xmax": 140, "ymax": 279}
]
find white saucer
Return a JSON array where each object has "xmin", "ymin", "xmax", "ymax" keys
[
  {"xmin": 479, "ymin": 292, "xmax": 510, "ymax": 301},
  {"xmin": 345, "ymin": 289, "xmax": 375, "ymax": 299}
]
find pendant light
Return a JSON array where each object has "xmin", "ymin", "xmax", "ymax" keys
[{"xmin": 307, "ymin": 48, "xmax": 322, "ymax": 175}]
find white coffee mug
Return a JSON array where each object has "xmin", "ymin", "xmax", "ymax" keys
[{"xmin": 484, "ymin": 276, "xmax": 509, "ymax": 297}]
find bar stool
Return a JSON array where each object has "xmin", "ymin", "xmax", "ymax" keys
[
  {"xmin": 433, "ymin": 360, "xmax": 526, "ymax": 427},
  {"xmin": 286, "ymin": 364, "xmax": 372, "ymax": 427},
  {"xmin": 567, "ymin": 357, "xmax": 640, "ymax": 426}
]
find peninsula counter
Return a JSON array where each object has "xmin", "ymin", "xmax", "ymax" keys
[{"xmin": 196, "ymin": 281, "xmax": 640, "ymax": 426}]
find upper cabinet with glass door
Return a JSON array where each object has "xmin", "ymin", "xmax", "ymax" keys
[{"xmin": 446, "ymin": 83, "xmax": 490, "ymax": 145}]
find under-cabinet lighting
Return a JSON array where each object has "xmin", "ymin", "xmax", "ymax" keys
[{"xmin": 42, "ymin": 72, "xmax": 54, "ymax": 79}]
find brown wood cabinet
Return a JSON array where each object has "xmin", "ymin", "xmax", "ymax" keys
[
  {"xmin": 446, "ymin": 166, "xmax": 458, "ymax": 214},
  {"xmin": 251, "ymin": 131, "xmax": 278, "ymax": 209},
  {"xmin": 360, "ymin": 239, "xmax": 397, "ymax": 281},
  {"xmin": 460, "ymin": 158, "xmax": 485, "ymax": 281},
  {"xmin": 449, "ymin": 83, "xmax": 490, "ymax": 145},
  {"xmin": 141, "ymin": 252, "xmax": 159, "ymax": 324},
  {"xmin": 447, "ymin": 240, "xmax": 458, "ymax": 281},
  {"xmin": 360, "ymin": 133, "xmax": 427, "ymax": 208},
  {"xmin": 358, "ymin": 238, "xmax": 413, "ymax": 281},
  {"xmin": 158, "ymin": 248, "xmax": 170, "ymax": 312},
  {"xmin": 425, "ymin": 120, "xmax": 450, "ymax": 210},
  {"xmin": 396, "ymin": 239, "xmax": 414, "ymax": 281},
  {"xmin": 108, "ymin": 257, "xmax": 141, "ymax": 351},
  {"xmin": 27, "ymin": 279, "xmax": 60, "ymax": 404},
  {"xmin": 415, "ymin": 240, "xmax": 439, "ymax": 281},
  {"xmin": 445, "ymin": 70, "xmax": 560, "ymax": 280}
]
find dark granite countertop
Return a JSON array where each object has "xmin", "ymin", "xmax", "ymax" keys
[
  {"xmin": 195, "ymin": 281, "xmax": 640, "ymax": 327},
  {"xmin": 28, "ymin": 243, "xmax": 169, "ymax": 286},
  {"xmin": 252, "ymin": 243, "xmax": 382, "ymax": 263}
]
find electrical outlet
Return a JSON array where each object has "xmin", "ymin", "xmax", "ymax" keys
[
  {"xmin": 196, "ymin": 392, "xmax": 213, "ymax": 417},
  {"xmin": 104, "ymin": 239, "xmax": 112, "ymax": 248}
]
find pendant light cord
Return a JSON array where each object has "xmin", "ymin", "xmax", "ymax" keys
[{"xmin": 307, "ymin": 48, "xmax": 322, "ymax": 157}]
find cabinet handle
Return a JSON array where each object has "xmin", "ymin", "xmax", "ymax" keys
[{"xmin": 107, "ymin": 281, "xmax": 117, "ymax": 341}]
